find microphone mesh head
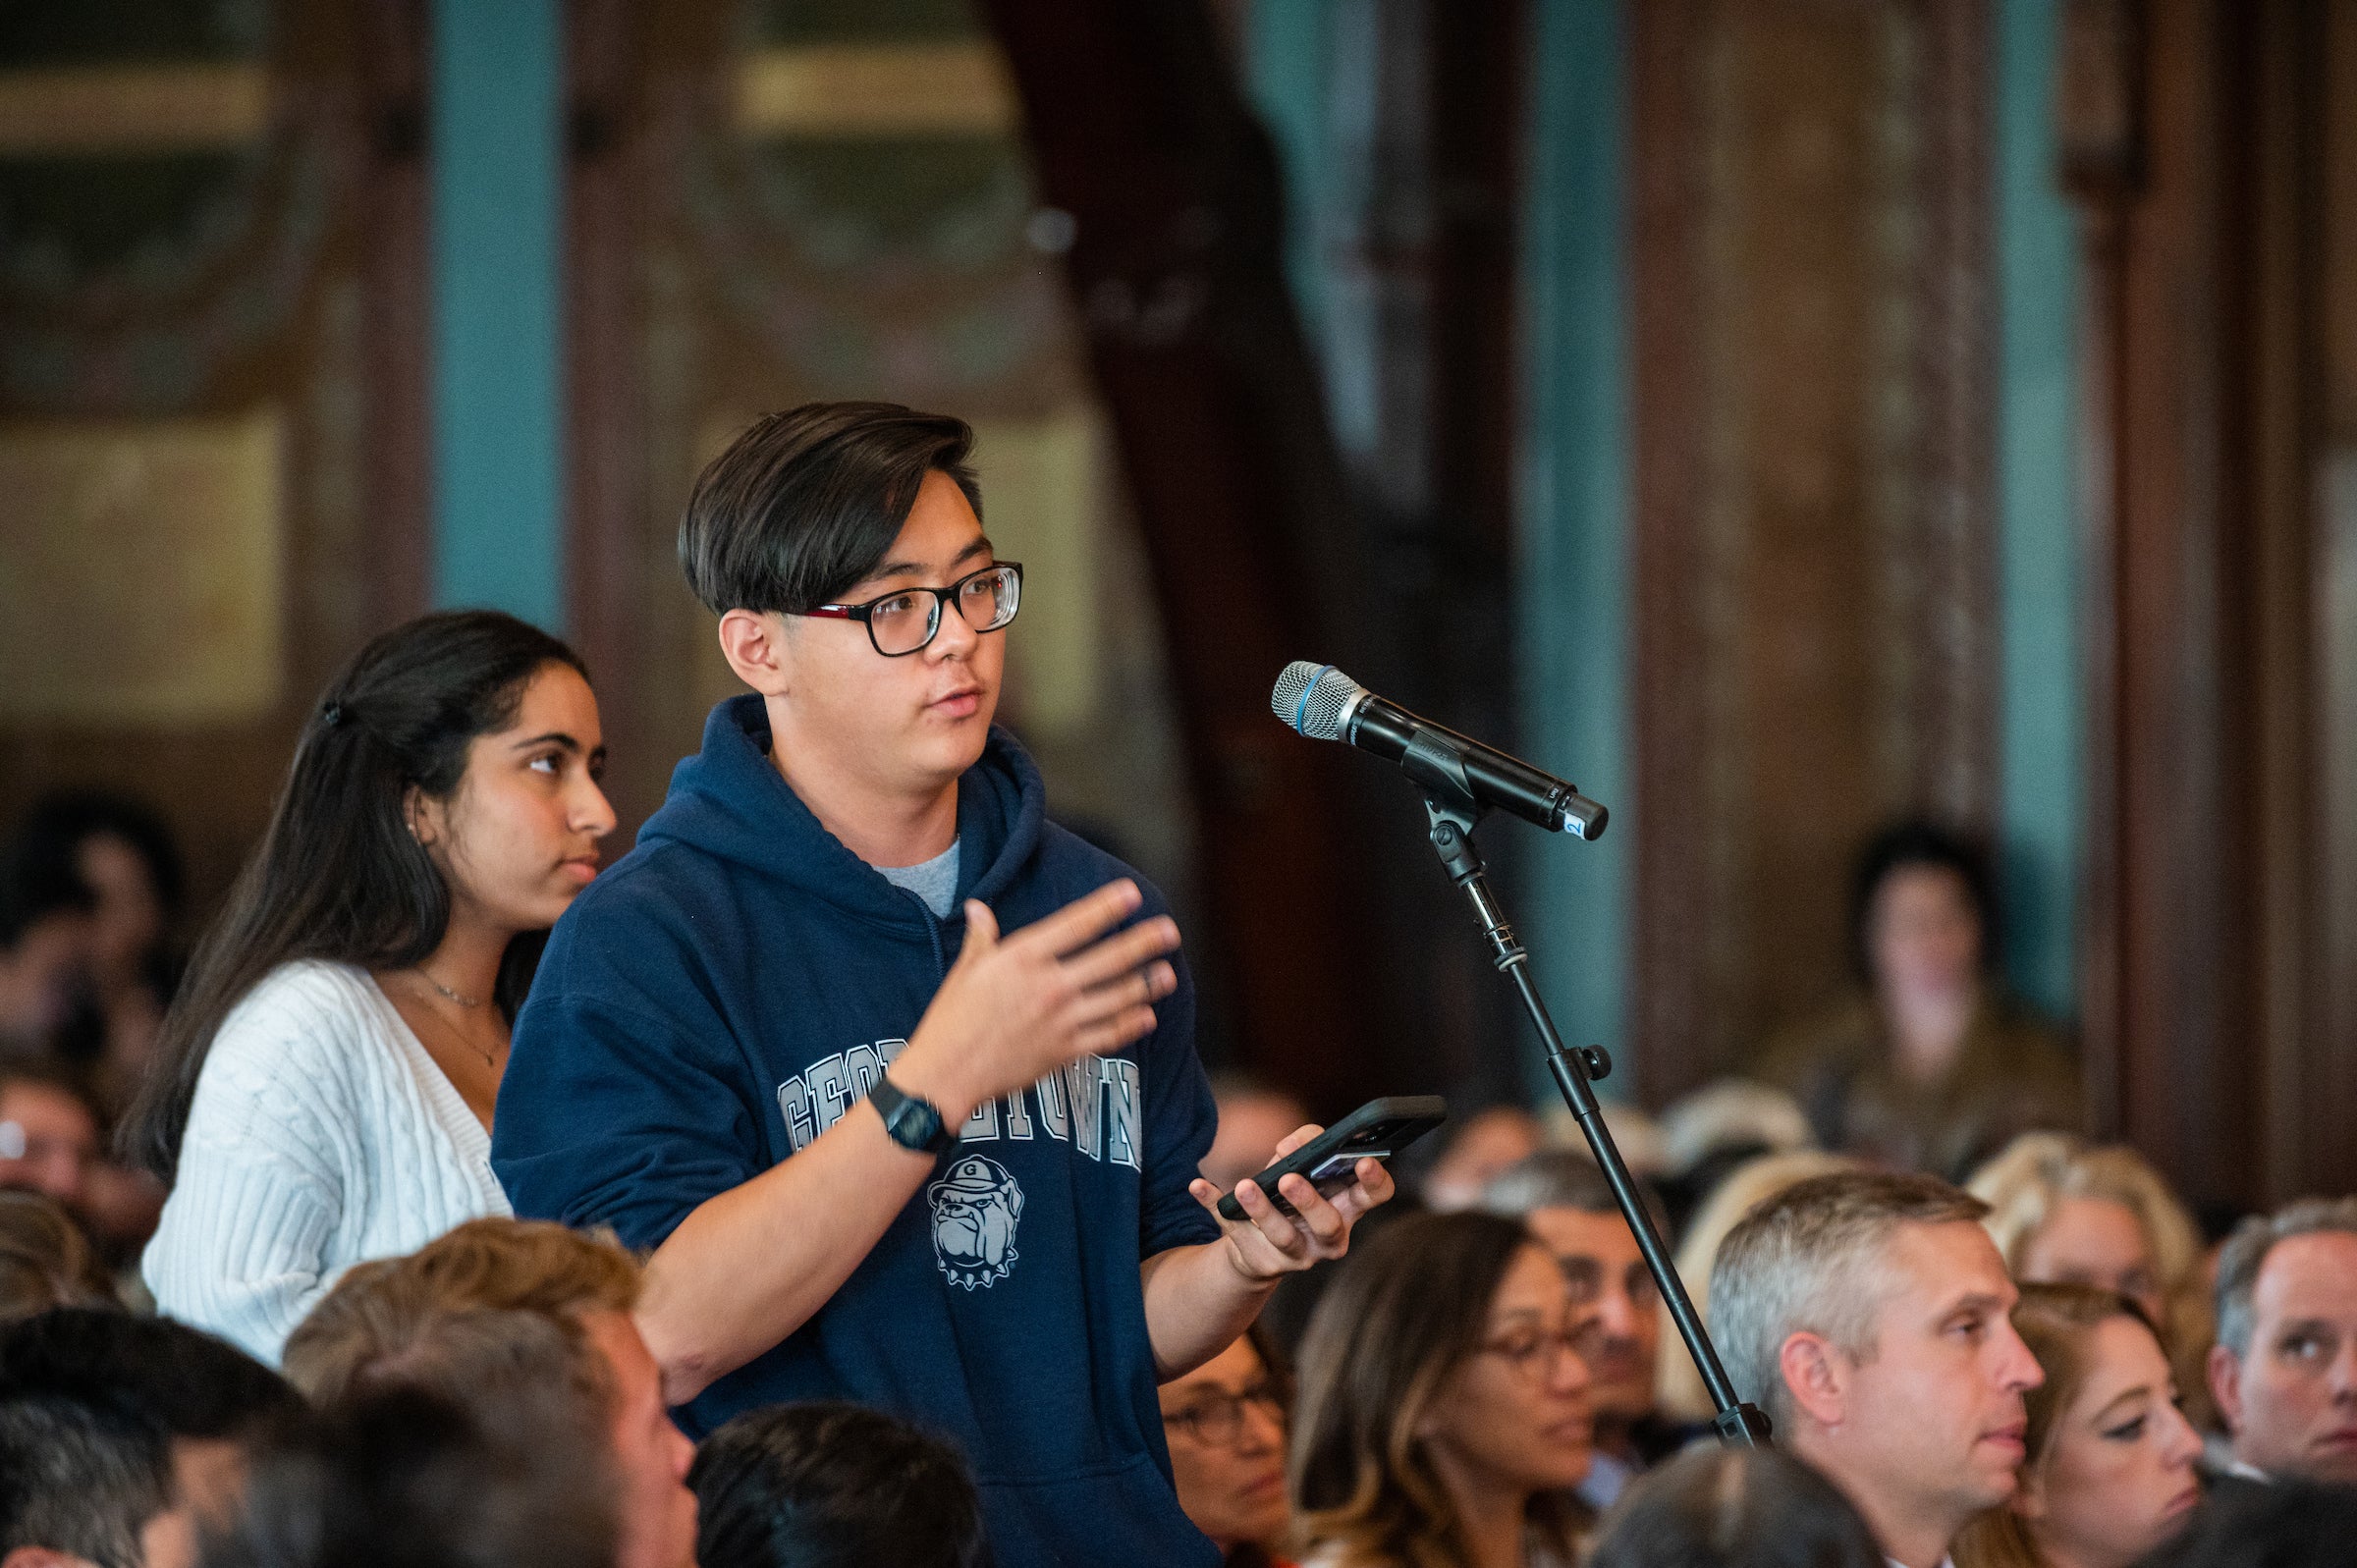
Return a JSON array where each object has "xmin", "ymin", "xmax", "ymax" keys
[{"xmin": 1271, "ymin": 661, "xmax": 1363, "ymax": 740}]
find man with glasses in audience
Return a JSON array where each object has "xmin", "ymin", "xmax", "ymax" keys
[
  {"xmin": 1711, "ymin": 1170, "xmax": 2044, "ymax": 1568},
  {"xmin": 1484, "ymin": 1149, "xmax": 1678, "ymax": 1507},
  {"xmin": 495, "ymin": 404, "xmax": 1392, "ymax": 1568},
  {"xmin": 2206, "ymin": 1197, "xmax": 2357, "ymax": 1489}
]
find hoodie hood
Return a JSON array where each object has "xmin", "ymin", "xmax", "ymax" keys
[{"xmin": 638, "ymin": 694, "xmax": 1045, "ymax": 933}]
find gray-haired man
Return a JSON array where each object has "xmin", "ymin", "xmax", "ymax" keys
[
  {"xmin": 2207, "ymin": 1197, "xmax": 2357, "ymax": 1487},
  {"xmin": 1712, "ymin": 1170, "xmax": 2043, "ymax": 1568}
]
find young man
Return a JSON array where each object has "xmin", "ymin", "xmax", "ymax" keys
[
  {"xmin": 492, "ymin": 403, "xmax": 1391, "ymax": 1568},
  {"xmin": 0, "ymin": 1307, "xmax": 301, "ymax": 1568},
  {"xmin": 2207, "ymin": 1197, "xmax": 2357, "ymax": 1487},
  {"xmin": 1483, "ymin": 1149, "xmax": 1674, "ymax": 1505},
  {"xmin": 283, "ymin": 1217, "xmax": 699, "ymax": 1568},
  {"xmin": 1710, "ymin": 1171, "xmax": 2045, "ymax": 1568}
]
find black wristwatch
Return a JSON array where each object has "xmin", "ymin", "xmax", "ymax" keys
[{"xmin": 869, "ymin": 1072, "xmax": 957, "ymax": 1155}]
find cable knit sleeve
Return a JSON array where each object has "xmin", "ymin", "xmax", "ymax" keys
[{"xmin": 142, "ymin": 965, "xmax": 364, "ymax": 1365}]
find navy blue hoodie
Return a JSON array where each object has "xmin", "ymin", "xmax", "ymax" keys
[{"xmin": 493, "ymin": 696, "xmax": 1223, "ymax": 1568}]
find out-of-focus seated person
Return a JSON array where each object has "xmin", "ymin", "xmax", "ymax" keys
[
  {"xmin": 1159, "ymin": 1323, "xmax": 1294, "ymax": 1568},
  {"xmin": 1204, "ymin": 1075, "xmax": 1312, "ymax": 1196},
  {"xmin": 1484, "ymin": 1152, "xmax": 1676, "ymax": 1504},
  {"xmin": 1421, "ymin": 1106, "xmax": 1545, "ymax": 1215},
  {"xmin": 1969, "ymin": 1132, "xmax": 2215, "ymax": 1427},
  {"xmin": 2205, "ymin": 1198, "xmax": 2357, "ymax": 1489},
  {"xmin": 689, "ymin": 1401, "xmax": 987, "ymax": 1568},
  {"xmin": 1585, "ymin": 1445, "xmax": 1886, "ymax": 1568},
  {"xmin": 0, "ymin": 838, "xmax": 93, "ymax": 1059},
  {"xmin": 0, "ymin": 1063, "xmax": 161, "ymax": 1271},
  {"xmin": 1759, "ymin": 820, "xmax": 2079, "ymax": 1181},
  {"xmin": 0, "ymin": 1191, "xmax": 113, "ymax": 1322}
]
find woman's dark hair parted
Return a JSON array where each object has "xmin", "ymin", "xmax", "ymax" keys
[
  {"xmin": 687, "ymin": 1401, "xmax": 987, "ymax": 1568},
  {"xmin": 117, "ymin": 611, "xmax": 588, "ymax": 1180},
  {"xmin": 1846, "ymin": 817, "xmax": 1999, "ymax": 982},
  {"xmin": 679, "ymin": 402, "xmax": 983, "ymax": 617}
]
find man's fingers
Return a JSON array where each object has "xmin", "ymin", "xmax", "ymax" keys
[
  {"xmin": 1276, "ymin": 1174, "xmax": 1349, "ymax": 1247},
  {"xmin": 1272, "ymin": 1123, "xmax": 1323, "ymax": 1160},
  {"xmin": 1014, "ymin": 879, "xmax": 1144, "ymax": 957},
  {"xmin": 1060, "ymin": 916, "xmax": 1180, "ymax": 990},
  {"xmin": 1072, "ymin": 1004, "xmax": 1159, "ymax": 1058},
  {"xmin": 959, "ymin": 899, "xmax": 1000, "ymax": 954},
  {"xmin": 1075, "ymin": 961, "xmax": 1176, "ymax": 1018}
]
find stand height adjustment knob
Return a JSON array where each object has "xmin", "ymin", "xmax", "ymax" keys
[{"xmin": 1575, "ymin": 1045, "xmax": 1613, "ymax": 1081}]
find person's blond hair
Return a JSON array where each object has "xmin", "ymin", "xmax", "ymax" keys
[
  {"xmin": 1966, "ymin": 1133, "xmax": 2212, "ymax": 1424},
  {"xmin": 283, "ymin": 1217, "xmax": 639, "ymax": 1409},
  {"xmin": 1709, "ymin": 1171, "xmax": 1989, "ymax": 1432},
  {"xmin": 1656, "ymin": 1151, "xmax": 1858, "ymax": 1423}
]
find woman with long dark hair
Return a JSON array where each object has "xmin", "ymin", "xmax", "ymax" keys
[
  {"xmin": 1291, "ymin": 1212, "xmax": 1593, "ymax": 1568},
  {"xmin": 124, "ymin": 611, "xmax": 614, "ymax": 1361}
]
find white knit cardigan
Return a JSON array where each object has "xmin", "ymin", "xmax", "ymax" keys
[{"xmin": 142, "ymin": 959, "xmax": 512, "ymax": 1364}]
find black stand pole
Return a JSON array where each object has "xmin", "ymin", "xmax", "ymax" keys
[{"xmin": 1415, "ymin": 780, "xmax": 1772, "ymax": 1448}]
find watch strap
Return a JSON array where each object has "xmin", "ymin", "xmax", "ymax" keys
[{"xmin": 869, "ymin": 1072, "xmax": 956, "ymax": 1155}]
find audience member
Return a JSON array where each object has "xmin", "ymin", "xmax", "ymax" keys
[
  {"xmin": 689, "ymin": 1401, "xmax": 988, "ymax": 1568},
  {"xmin": 282, "ymin": 1217, "xmax": 696, "ymax": 1568},
  {"xmin": 0, "ymin": 1064, "xmax": 101, "ymax": 1218},
  {"xmin": 1653, "ymin": 1080, "xmax": 1818, "ymax": 1236},
  {"xmin": 2205, "ymin": 1197, "xmax": 2357, "ymax": 1487},
  {"xmin": 123, "ymin": 611, "xmax": 615, "ymax": 1362},
  {"xmin": 1759, "ymin": 822, "xmax": 2079, "ymax": 1180},
  {"xmin": 1585, "ymin": 1446, "xmax": 1886, "ymax": 1568},
  {"xmin": 0, "ymin": 1191, "xmax": 113, "ymax": 1321},
  {"xmin": 202, "ymin": 1384, "xmax": 615, "ymax": 1568},
  {"xmin": 1422, "ymin": 1107, "xmax": 1545, "ymax": 1215},
  {"xmin": 1484, "ymin": 1151, "xmax": 1675, "ymax": 1505},
  {"xmin": 1292, "ymin": 1211, "xmax": 1592, "ymax": 1568},
  {"xmin": 1710, "ymin": 1171, "xmax": 2043, "ymax": 1568},
  {"xmin": 1950, "ymin": 1284, "xmax": 2202, "ymax": 1568},
  {"xmin": 1205, "ymin": 1074, "xmax": 1313, "ymax": 1194},
  {"xmin": 0, "ymin": 1307, "xmax": 301, "ymax": 1565},
  {"xmin": 0, "ymin": 832, "xmax": 93, "ymax": 1057},
  {"xmin": 1159, "ymin": 1322, "xmax": 1295, "ymax": 1567},
  {"xmin": 2135, "ymin": 1477, "xmax": 2357, "ymax": 1568},
  {"xmin": 12, "ymin": 792, "xmax": 187, "ymax": 1114},
  {"xmin": 1655, "ymin": 1151, "xmax": 1857, "ymax": 1426},
  {"xmin": 1968, "ymin": 1133, "xmax": 2215, "ymax": 1427}
]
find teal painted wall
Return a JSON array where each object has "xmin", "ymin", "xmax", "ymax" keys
[
  {"xmin": 430, "ymin": 0, "xmax": 566, "ymax": 630},
  {"xmin": 1995, "ymin": 0, "xmax": 2082, "ymax": 1019},
  {"xmin": 1514, "ymin": 0, "xmax": 1630, "ymax": 1095}
]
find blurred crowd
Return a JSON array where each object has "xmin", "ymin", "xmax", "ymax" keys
[{"xmin": 1, "ymin": 763, "xmax": 2350, "ymax": 1568}]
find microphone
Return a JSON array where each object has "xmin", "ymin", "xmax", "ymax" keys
[{"xmin": 1271, "ymin": 662, "xmax": 1608, "ymax": 839}]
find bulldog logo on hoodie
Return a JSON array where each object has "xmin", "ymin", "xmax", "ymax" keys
[{"xmin": 927, "ymin": 1154, "xmax": 1025, "ymax": 1289}]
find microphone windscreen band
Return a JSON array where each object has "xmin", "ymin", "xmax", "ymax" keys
[{"xmin": 1272, "ymin": 661, "xmax": 1362, "ymax": 741}]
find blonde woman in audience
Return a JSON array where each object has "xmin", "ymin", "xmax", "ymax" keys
[
  {"xmin": 1967, "ymin": 1133, "xmax": 2215, "ymax": 1426},
  {"xmin": 1291, "ymin": 1211, "xmax": 1592, "ymax": 1568},
  {"xmin": 1952, "ymin": 1283, "xmax": 2204, "ymax": 1568},
  {"xmin": 1162, "ymin": 1322, "xmax": 1298, "ymax": 1568},
  {"xmin": 123, "ymin": 612, "xmax": 614, "ymax": 1363},
  {"xmin": 1655, "ymin": 1150, "xmax": 1857, "ymax": 1425}
]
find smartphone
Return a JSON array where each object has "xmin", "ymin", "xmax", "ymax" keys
[{"xmin": 1217, "ymin": 1095, "xmax": 1449, "ymax": 1222}]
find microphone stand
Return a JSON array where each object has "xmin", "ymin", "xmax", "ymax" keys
[{"xmin": 1402, "ymin": 738, "xmax": 1771, "ymax": 1447}]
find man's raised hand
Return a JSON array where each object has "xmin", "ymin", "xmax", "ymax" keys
[{"xmin": 890, "ymin": 879, "xmax": 1180, "ymax": 1125}]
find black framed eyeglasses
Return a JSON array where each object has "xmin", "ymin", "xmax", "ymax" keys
[
  {"xmin": 799, "ymin": 562, "xmax": 1024, "ymax": 657},
  {"xmin": 1162, "ymin": 1382, "xmax": 1287, "ymax": 1449}
]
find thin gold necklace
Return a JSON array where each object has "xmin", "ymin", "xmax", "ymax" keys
[{"xmin": 411, "ymin": 968, "xmax": 499, "ymax": 1070}]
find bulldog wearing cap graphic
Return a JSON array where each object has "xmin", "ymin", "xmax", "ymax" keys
[{"xmin": 928, "ymin": 1154, "xmax": 1025, "ymax": 1289}]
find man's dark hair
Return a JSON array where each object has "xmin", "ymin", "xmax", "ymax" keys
[
  {"xmin": 0, "ymin": 1383, "xmax": 170, "ymax": 1567},
  {"xmin": 1587, "ymin": 1446, "xmax": 1885, "ymax": 1568},
  {"xmin": 679, "ymin": 402, "xmax": 983, "ymax": 617},
  {"xmin": 688, "ymin": 1401, "xmax": 987, "ymax": 1568},
  {"xmin": 0, "ymin": 1308, "xmax": 299, "ymax": 1566},
  {"xmin": 0, "ymin": 1306, "xmax": 302, "ymax": 1443},
  {"xmin": 204, "ymin": 1385, "xmax": 615, "ymax": 1568},
  {"xmin": 15, "ymin": 790, "xmax": 188, "ymax": 922}
]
